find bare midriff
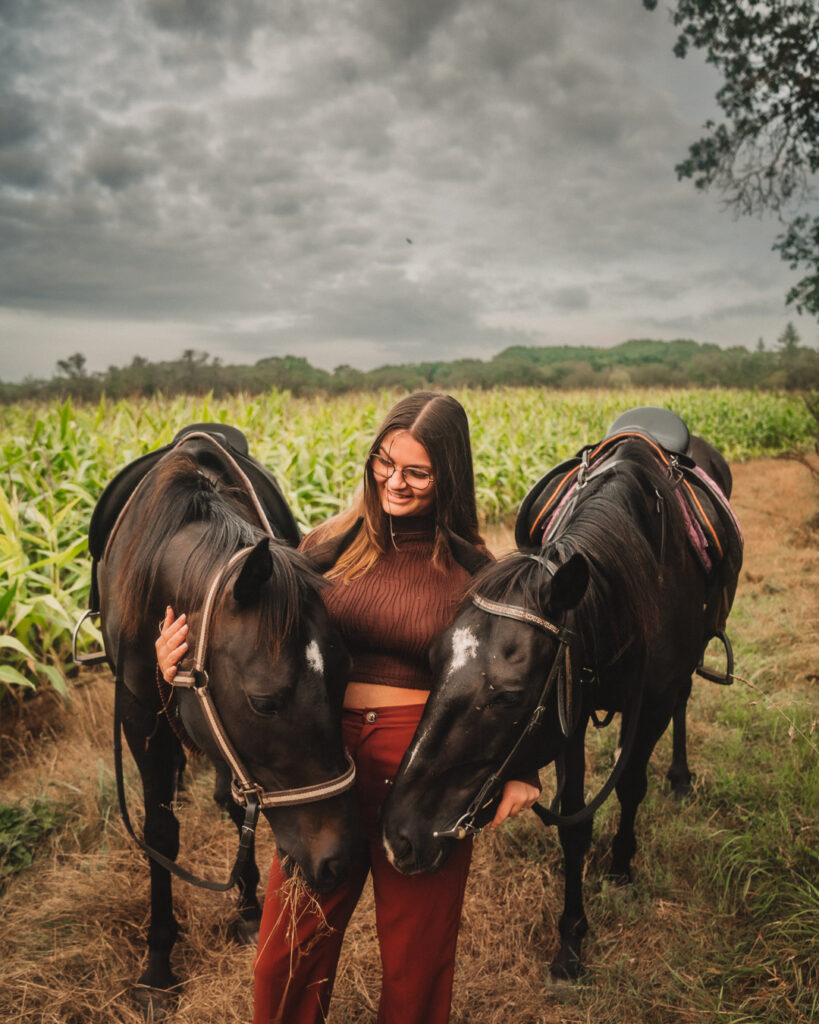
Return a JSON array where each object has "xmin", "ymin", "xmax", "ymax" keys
[{"xmin": 343, "ymin": 681, "xmax": 430, "ymax": 710}]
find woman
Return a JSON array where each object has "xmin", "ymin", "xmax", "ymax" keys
[{"xmin": 156, "ymin": 392, "xmax": 539, "ymax": 1024}]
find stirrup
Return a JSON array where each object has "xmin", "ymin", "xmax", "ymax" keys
[
  {"xmin": 696, "ymin": 630, "xmax": 734, "ymax": 685},
  {"xmin": 72, "ymin": 609, "xmax": 109, "ymax": 666}
]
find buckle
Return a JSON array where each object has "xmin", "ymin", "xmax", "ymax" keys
[{"xmin": 192, "ymin": 668, "xmax": 209, "ymax": 689}]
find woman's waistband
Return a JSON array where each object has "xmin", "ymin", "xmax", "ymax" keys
[{"xmin": 342, "ymin": 703, "xmax": 427, "ymax": 725}]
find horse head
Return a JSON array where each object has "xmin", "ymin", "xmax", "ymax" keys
[
  {"xmin": 381, "ymin": 552, "xmax": 589, "ymax": 875},
  {"xmin": 169, "ymin": 537, "xmax": 359, "ymax": 893}
]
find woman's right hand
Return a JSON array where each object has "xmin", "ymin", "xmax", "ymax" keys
[{"xmin": 156, "ymin": 606, "xmax": 188, "ymax": 683}]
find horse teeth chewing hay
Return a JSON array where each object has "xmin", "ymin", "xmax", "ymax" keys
[{"xmin": 381, "ymin": 413, "xmax": 742, "ymax": 979}]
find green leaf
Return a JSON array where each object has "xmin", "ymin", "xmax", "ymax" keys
[
  {"xmin": 0, "ymin": 635, "xmax": 35, "ymax": 658},
  {"xmin": 0, "ymin": 666, "xmax": 36, "ymax": 689},
  {"xmin": 37, "ymin": 663, "xmax": 68, "ymax": 697},
  {"xmin": 0, "ymin": 581, "xmax": 18, "ymax": 621}
]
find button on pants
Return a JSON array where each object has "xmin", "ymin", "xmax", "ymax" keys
[{"xmin": 253, "ymin": 704, "xmax": 473, "ymax": 1024}]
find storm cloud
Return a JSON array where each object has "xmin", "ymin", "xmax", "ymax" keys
[{"xmin": 0, "ymin": 0, "xmax": 807, "ymax": 381}]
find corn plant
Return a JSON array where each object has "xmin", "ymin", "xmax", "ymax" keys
[{"xmin": 1, "ymin": 387, "xmax": 813, "ymax": 706}]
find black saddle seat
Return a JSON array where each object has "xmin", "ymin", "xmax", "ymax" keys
[{"xmin": 605, "ymin": 406, "xmax": 690, "ymax": 456}]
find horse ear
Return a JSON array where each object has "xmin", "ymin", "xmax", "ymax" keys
[
  {"xmin": 233, "ymin": 539, "xmax": 273, "ymax": 605},
  {"xmin": 548, "ymin": 553, "xmax": 588, "ymax": 612},
  {"xmin": 439, "ymin": 524, "xmax": 492, "ymax": 576}
]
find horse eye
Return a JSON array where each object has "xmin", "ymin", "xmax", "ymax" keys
[
  {"xmin": 247, "ymin": 694, "xmax": 282, "ymax": 716},
  {"xmin": 502, "ymin": 643, "xmax": 526, "ymax": 664}
]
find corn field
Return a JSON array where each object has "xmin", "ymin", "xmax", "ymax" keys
[{"xmin": 0, "ymin": 387, "xmax": 813, "ymax": 704}]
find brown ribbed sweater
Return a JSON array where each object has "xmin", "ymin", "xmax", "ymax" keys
[{"xmin": 302, "ymin": 514, "xmax": 474, "ymax": 690}]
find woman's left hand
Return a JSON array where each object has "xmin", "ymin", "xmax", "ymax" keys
[{"xmin": 490, "ymin": 778, "xmax": 541, "ymax": 829}]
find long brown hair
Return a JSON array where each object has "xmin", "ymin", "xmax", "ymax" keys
[{"xmin": 312, "ymin": 392, "xmax": 483, "ymax": 580}]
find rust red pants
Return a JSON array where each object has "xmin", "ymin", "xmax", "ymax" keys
[{"xmin": 253, "ymin": 704, "xmax": 473, "ymax": 1024}]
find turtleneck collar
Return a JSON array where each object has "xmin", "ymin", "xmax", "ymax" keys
[{"xmin": 382, "ymin": 512, "xmax": 436, "ymax": 538}]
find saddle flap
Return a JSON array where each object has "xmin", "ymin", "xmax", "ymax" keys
[{"xmin": 514, "ymin": 457, "xmax": 581, "ymax": 549}]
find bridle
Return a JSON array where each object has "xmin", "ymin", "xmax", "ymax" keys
[
  {"xmin": 433, "ymin": 557, "xmax": 577, "ymax": 840},
  {"xmin": 171, "ymin": 546, "xmax": 356, "ymax": 811},
  {"xmin": 432, "ymin": 554, "xmax": 645, "ymax": 839}
]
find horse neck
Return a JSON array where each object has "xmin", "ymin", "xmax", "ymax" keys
[{"xmin": 548, "ymin": 477, "xmax": 658, "ymax": 670}]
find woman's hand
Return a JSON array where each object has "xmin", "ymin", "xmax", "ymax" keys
[
  {"xmin": 490, "ymin": 777, "xmax": 541, "ymax": 830},
  {"xmin": 155, "ymin": 606, "xmax": 188, "ymax": 683}
]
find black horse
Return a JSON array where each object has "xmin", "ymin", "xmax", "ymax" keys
[
  {"xmin": 382, "ymin": 418, "xmax": 742, "ymax": 978},
  {"xmin": 95, "ymin": 432, "xmax": 358, "ymax": 1012}
]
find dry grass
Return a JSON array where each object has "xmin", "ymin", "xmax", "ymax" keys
[{"xmin": 1, "ymin": 458, "xmax": 817, "ymax": 1023}]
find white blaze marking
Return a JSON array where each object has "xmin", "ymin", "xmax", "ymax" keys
[
  {"xmin": 306, "ymin": 640, "xmax": 324, "ymax": 676},
  {"xmin": 448, "ymin": 627, "xmax": 479, "ymax": 678}
]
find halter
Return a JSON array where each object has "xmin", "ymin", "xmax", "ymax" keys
[
  {"xmin": 433, "ymin": 558, "xmax": 577, "ymax": 840},
  {"xmin": 171, "ymin": 546, "xmax": 356, "ymax": 810}
]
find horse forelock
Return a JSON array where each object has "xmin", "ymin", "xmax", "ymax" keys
[
  {"xmin": 467, "ymin": 554, "xmax": 550, "ymax": 612},
  {"xmin": 113, "ymin": 450, "xmax": 308, "ymax": 647},
  {"xmin": 243, "ymin": 544, "xmax": 326, "ymax": 662}
]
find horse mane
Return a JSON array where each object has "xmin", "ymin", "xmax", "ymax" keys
[
  {"xmin": 114, "ymin": 450, "xmax": 321, "ymax": 654},
  {"xmin": 470, "ymin": 441, "xmax": 693, "ymax": 666}
]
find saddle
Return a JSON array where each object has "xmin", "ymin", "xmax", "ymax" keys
[
  {"xmin": 514, "ymin": 407, "xmax": 744, "ymax": 680},
  {"xmin": 86, "ymin": 423, "xmax": 300, "ymax": 613}
]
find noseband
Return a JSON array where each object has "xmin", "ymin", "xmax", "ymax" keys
[
  {"xmin": 172, "ymin": 546, "xmax": 356, "ymax": 810},
  {"xmin": 433, "ymin": 558, "xmax": 577, "ymax": 840}
]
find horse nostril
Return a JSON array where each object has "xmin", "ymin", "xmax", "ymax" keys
[
  {"xmin": 315, "ymin": 856, "xmax": 347, "ymax": 894},
  {"xmin": 391, "ymin": 831, "xmax": 414, "ymax": 865}
]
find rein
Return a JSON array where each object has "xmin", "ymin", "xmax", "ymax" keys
[{"xmin": 433, "ymin": 556, "xmax": 645, "ymax": 839}]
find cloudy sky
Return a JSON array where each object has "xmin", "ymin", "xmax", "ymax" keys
[{"xmin": 0, "ymin": 0, "xmax": 809, "ymax": 382}]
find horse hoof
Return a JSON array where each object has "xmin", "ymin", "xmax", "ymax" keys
[
  {"xmin": 132, "ymin": 983, "xmax": 179, "ymax": 1021},
  {"xmin": 231, "ymin": 915, "xmax": 261, "ymax": 947},
  {"xmin": 549, "ymin": 939, "xmax": 586, "ymax": 983},
  {"xmin": 549, "ymin": 956, "xmax": 585, "ymax": 983}
]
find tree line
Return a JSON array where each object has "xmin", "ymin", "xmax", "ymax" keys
[{"xmin": 2, "ymin": 329, "xmax": 818, "ymax": 404}]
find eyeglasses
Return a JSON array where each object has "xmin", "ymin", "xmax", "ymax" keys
[{"xmin": 369, "ymin": 452, "xmax": 434, "ymax": 491}]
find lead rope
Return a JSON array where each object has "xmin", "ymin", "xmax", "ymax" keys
[{"xmin": 113, "ymin": 638, "xmax": 260, "ymax": 892}]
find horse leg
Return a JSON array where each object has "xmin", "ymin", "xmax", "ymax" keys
[
  {"xmin": 213, "ymin": 760, "xmax": 261, "ymax": 945},
  {"xmin": 551, "ymin": 726, "xmax": 593, "ymax": 980},
  {"xmin": 120, "ymin": 686, "xmax": 183, "ymax": 1017},
  {"xmin": 609, "ymin": 702, "xmax": 672, "ymax": 882},
  {"xmin": 666, "ymin": 677, "xmax": 693, "ymax": 799}
]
